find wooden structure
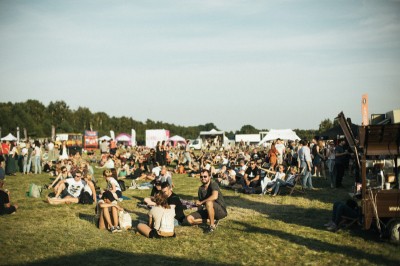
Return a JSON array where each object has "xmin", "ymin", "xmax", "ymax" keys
[{"xmin": 337, "ymin": 112, "xmax": 400, "ymax": 242}]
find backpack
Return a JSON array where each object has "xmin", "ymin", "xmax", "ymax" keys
[
  {"xmin": 28, "ymin": 183, "xmax": 42, "ymax": 198},
  {"xmin": 118, "ymin": 180, "xmax": 126, "ymax": 191},
  {"xmin": 79, "ymin": 191, "xmax": 94, "ymax": 205},
  {"xmin": 118, "ymin": 210, "xmax": 132, "ymax": 230}
]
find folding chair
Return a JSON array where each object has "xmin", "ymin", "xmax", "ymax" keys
[
  {"xmin": 285, "ymin": 174, "xmax": 304, "ymax": 196},
  {"xmin": 337, "ymin": 216, "xmax": 360, "ymax": 231}
]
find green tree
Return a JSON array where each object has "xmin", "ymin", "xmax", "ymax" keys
[
  {"xmin": 237, "ymin": 124, "xmax": 259, "ymax": 134},
  {"xmin": 318, "ymin": 118, "xmax": 333, "ymax": 133}
]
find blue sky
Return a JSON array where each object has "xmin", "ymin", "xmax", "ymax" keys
[{"xmin": 0, "ymin": 0, "xmax": 399, "ymax": 132}]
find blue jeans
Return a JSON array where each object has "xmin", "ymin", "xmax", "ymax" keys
[
  {"xmin": 301, "ymin": 163, "xmax": 313, "ymax": 189},
  {"xmin": 23, "ymin": 156, "xmax": 32, "ymax": 174},
  {"xmin": 332, "ymin": 201, "xmax": 358, "ymax": 225},
  {"xmin": 34, "ymin": 156, "xmax": 41, "ymax": 174}
]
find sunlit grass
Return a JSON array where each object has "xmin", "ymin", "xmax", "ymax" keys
[{"xmin": 1, "ymin": 167, "xmax": 399, "ymax": 266}]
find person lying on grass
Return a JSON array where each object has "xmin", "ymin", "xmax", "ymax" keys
[
  {"xmin": 136, "ymin": 193, "xmax": 176, "ymax": 238},
  {"xmin": 97, "ymin": 190, "xmax": 124, "ymax": 233},
  {"xmin": 47, "ymin": 170, "xmax": 85, "ymax": 205}
]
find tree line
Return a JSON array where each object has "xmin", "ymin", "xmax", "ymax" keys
[{"xmin": 0, "ymin": 100, "xmax": 332, "ymax": 143}]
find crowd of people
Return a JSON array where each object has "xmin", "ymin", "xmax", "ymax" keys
[{"xmin": 0, "ymin": 136, "xmax": 357, "ymax": 236}]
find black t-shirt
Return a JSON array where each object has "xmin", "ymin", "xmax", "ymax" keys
[
  {"xmin": 133, "ymin": 168, "xmax": 144, "ymax": 179},
  {"xmin": 198, "ymin": 181, "xmax": 226, "ymax": 211},
  {"xmin": 0, "ymin": 190, "xmax": 10, "ymax": 212},
  {"xmin": 245, "ymin": 167, "xmax": 260, "ymax": 181},
  {"xmin": 167, "ymin": 192, "xmax": 185, "ymax": 223}
]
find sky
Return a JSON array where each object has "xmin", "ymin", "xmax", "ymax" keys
[{"xmin": 0, "ymin": 0, "xmax": 399, "ymax": 132}]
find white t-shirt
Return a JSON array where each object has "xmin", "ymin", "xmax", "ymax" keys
[
  {"xmin": 107, "ymin": 177, "xmax": 121, "ymax": 192},
  {"xmin": 275, "ymin": 143, "xmax": 285, "ymax": 158},
  {"xmin": 65, "ymin": 178, "xmax": 85, "ymax": 198}
]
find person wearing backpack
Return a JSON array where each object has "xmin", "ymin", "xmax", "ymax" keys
[{"xmin": 137, "ymin": 193, "xmax": 175, "ymax": 238}]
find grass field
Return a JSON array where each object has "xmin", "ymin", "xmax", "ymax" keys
[{"xmin": 1, "ymin": 167, "xmax": 399, "ymax": 266}]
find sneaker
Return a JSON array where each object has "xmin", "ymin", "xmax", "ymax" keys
[
  {"xmin": 326, "ymin": 224, "xmax": 337, "ymax": 232},
  {"xmin": 205, "ymin": 224, "xmax": 216, "ymax": 233},
  {"xmin": 110, "ymin": 226, "xmax": 117, "ymax": 233},
  {"xmin": 324, "ymin": 221, "xmax": 334, "ymax": 227},
  {"xmin": 115, "ymin": 225, "xmax": 122, "ymax": 232}
]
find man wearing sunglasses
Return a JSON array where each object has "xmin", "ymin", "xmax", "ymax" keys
[{"xmin": 185, "ymin": 169, "xmax": 227, "ymax": 233}]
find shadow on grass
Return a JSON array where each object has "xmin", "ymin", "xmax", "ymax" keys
[
  {"xmin": 223, "ymin": 195, "xmax": 331, "ymax": 230},
  {"xmin": 232, "ymin": 220, "xmax": 399, "ymax": 266},
  {"xmin": 19, "ymin": 248, "xmax": 223, "ymax": 266}
]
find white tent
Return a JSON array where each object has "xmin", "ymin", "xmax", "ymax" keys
[
  {"xmin": 258, "ymin": 129, "xmax": 300, "ymax": 145},
  {"xmin": 99, "ymin": 135, "xmax": 111, "ymax": 141},
  {"xmin": 168, "ymin": 135, "xmax": 186, "ymax": 142},
  {"xmin": 167, "ymin": 135, "xmax": 187, "ymax": 146},
  {"xmin": 1, "ymin": 133, "xmax": 17, "ymax": 141},
  {"xmin": 116, "ymin": 133, "xmax": 131, "ymax": 142}
]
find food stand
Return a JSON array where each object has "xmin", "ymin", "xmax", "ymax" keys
[{"xmin": 337, "ymin": 112, "xmax": 400, "ymax": 242}]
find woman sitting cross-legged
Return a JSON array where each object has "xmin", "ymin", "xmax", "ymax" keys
[{"xmin": 136, "ymin": 193, "xmax": 176, "ymax": 238}]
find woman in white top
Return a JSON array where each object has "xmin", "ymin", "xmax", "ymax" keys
[
  {"xmin": 261, "ymin": 164, "xmax": 286, "ymax": 195},
  {"xmin": 103, "ymin": 169, "xmax": 122, "ymax": 198},
  {"xmin": 33, "ymin": 141, "xmax": 42, "ymax": 174},
  {"xmin": 137, "ymin": 193, "xmax": 175, "ymax": 238}
]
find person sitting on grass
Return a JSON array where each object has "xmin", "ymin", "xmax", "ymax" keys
[
  {"xmin": 47, "ymin": 166, "xmax": 72, "ymax": 191},
  {"xmin": 97, "ymin": 190, "xmax": 123, "ymax": 233},
  {"xmin": 78, "ymin": 174, "xmax": 97, "ymax": 205},
  {"xmin": 269, "ymin": 165, "xmax": 298, "ymax": 196},
  {"xmin": 260, "ymin": 164, "xmax": 285, "ymax": 195},
  {"xmin": 47, "ymin": 170, "xmax": 85, "ymax": 205},
  {"xmin": 136, "ymin": 193, "xmax": 176, "ymax": 238},
  {"xmin": 0, "ymin": 180, "xmax": 18, "ymax": 215},
  {"xmin": 185, "ymin": 169, "xmax": 228, "ymax": 233},
  {"xmin": 103, "ymin": 169, "xmax": 122, "ymax": 199},
  {"xmin": 242, "ymin": 159, "xmax": 261, "ymax": 192}
]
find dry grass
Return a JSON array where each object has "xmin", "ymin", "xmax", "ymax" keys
[{"xmin": 1, "ymin": 168, "xmax": 399, "ymax": 266}]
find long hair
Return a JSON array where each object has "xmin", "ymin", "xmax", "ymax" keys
[{"xmin": 154, "ymin": 193, "xmax": 170, "ymax": 209}]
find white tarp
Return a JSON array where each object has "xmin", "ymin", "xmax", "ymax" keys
[
  {"xmin": 235, "ymin": 134, "xmax": 260, "ymax": 143},
  {"xmin": 199, "ymin": 128, "xmax": 224, "ymax": 136},
  {"xmin": 146, "ymin": 129, "xmax": 170, "ymax": 148},
  {"xmin": 258, "ymin": 129, "xmax": 300, "ymax": 145},
  {"xmin": 1, "ymin": 133, "xmax": 17, "ymax": 141}
]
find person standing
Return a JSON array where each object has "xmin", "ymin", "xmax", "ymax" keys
[
  {"xmin": 334, "ymin": 139, "xmax": 348, "ymax": 188},
  {"xmin": 275, "ymin": 138, "xmax": 286, "ymax": 165},
  {"xmin": 299, "ymin": 140, "xmax": 314, "ymax": 190},
  {"xmin": 33, "ymin": 141, "xmax": 42, "ymax": 174},
  {"xmin": 326, "ymin": 141, "xmax": 336, "ymax": 188},
  {"xmin": 186, "ymin": 169, "xmax": 227, "ymax": 233},
  {"xmin": 6, "ymin": 141, "xmax": 18, "ymax": 176}
]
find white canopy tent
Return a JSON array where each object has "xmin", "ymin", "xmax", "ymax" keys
[
  {"xmin": 168, "ymin": 135, "xmax": 186, "ymax": 142},
  {"xmin": 1, "ymin": 133, "xmax": 17, "ymax": 141},
  {"xmin": 167, "ymin": 135, "xmax": 187, "ymax": 146},
  {"xmin": 258, "ymin": 129, "xmax": 300, "ymax": 145},
  {"xmin": 99, "ymin": 135, "xmax": 111, "ymax": 141}
]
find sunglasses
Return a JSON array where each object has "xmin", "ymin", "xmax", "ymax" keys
[
  {"xmin": 200, "ymin": 175, "xmax": 208, "ymax": 179},
  {"xmin": 75, "ymin": 175, "xmax": 82, "ymax": 178}
]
